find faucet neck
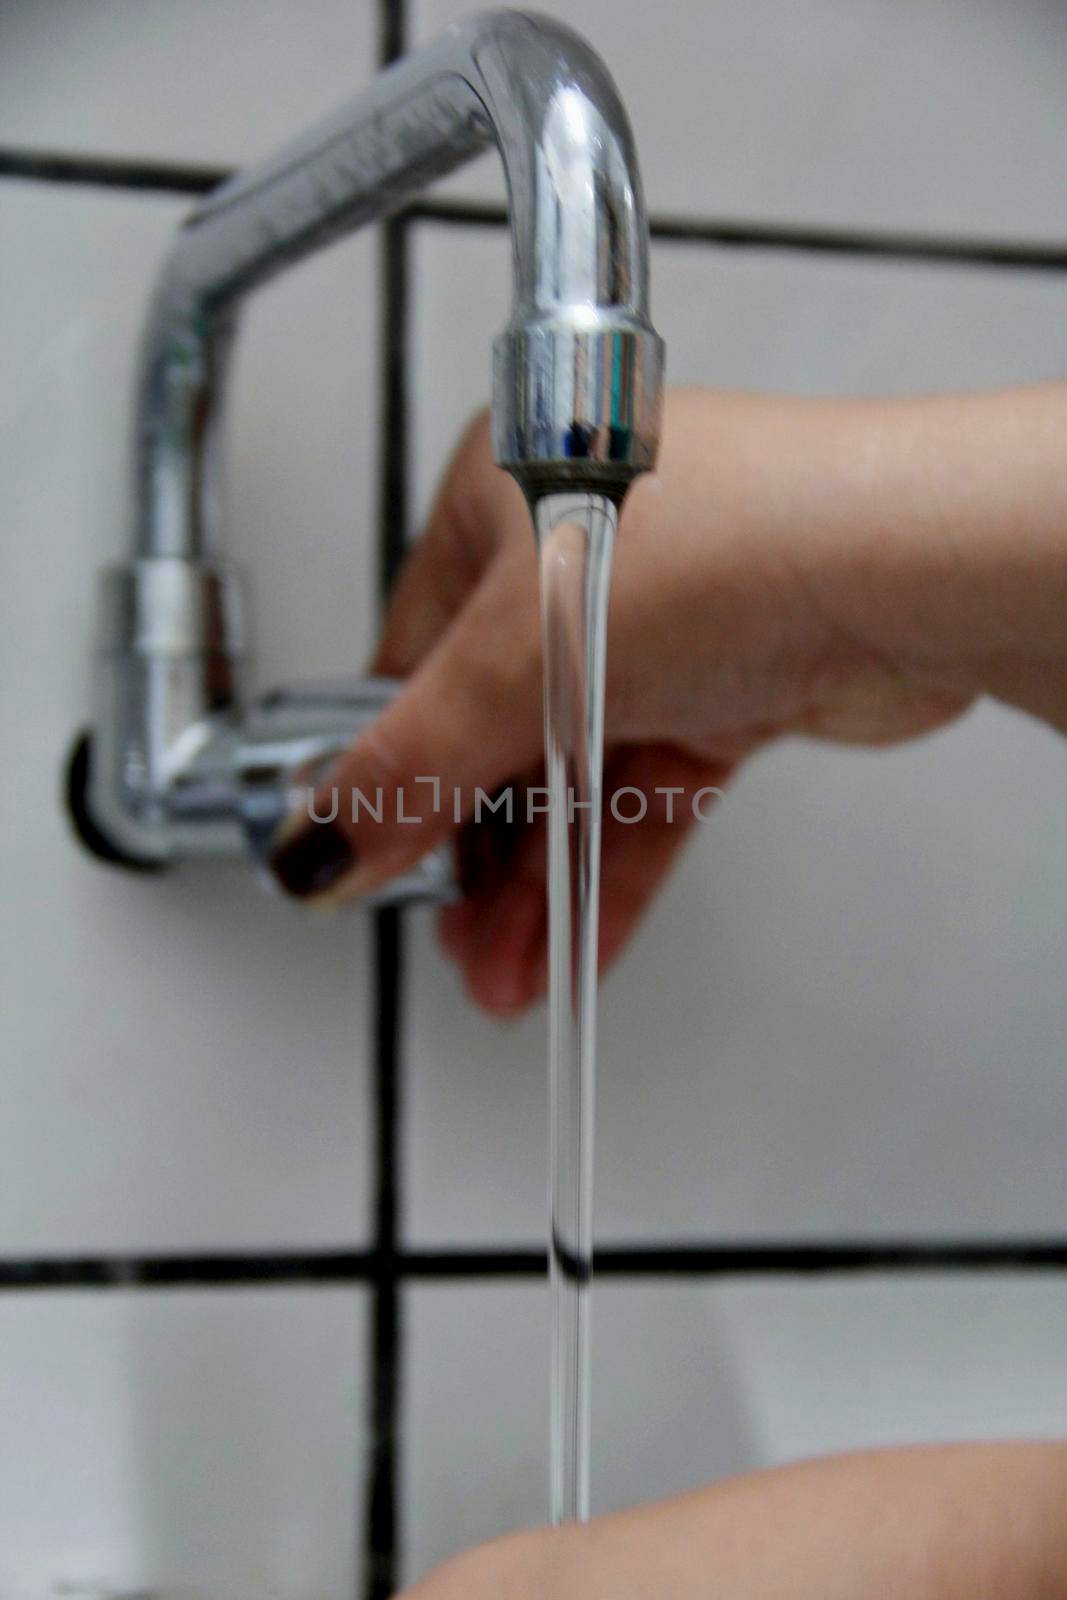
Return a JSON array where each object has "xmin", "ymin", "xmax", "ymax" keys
[{"xmin": 133, "ymin": 9, "xmax": 662, "ymax": 558}]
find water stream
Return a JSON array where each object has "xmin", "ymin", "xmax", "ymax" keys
[{"xmin": 533, "ymin": 490, "xmax": 619, "ymax": 1525}]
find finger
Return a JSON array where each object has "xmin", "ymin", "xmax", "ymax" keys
[
  {"xmin": 440, "ymin": 769, "xmax": 549, "ymax": 1014},
  {"xmin": 454, "ymin": 774, "xmax": 535, "ymax": 901},
  {"xmin": 269, "ymin": 542, "xmax": 543, "ymax": 901},
  {"xmin": 462, "ymin": 871, "xmax": 547, "ymax": 1017},
  {"xmin": 595, "ymin": 744, "xmax": 733, "ymax": 976},
  {"xmin": 372, "ymin": 411, "xmax": 527, "ymax": 678},
  {"xmin": 441, "ymin": 743, "xmax": 735, "ymax": 1016}
]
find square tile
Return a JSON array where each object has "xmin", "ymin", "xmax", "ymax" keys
[
  {"xmin": 0, "ymin": 1, "xmax": 376, "ymax": 166},
  {"xmin": 1, "ymin": 179, "xmax": 380, "ymax": 1251},
  {"xmin": 0, "ymin": 1287, "xmax": 367, "ymax": 1598}
]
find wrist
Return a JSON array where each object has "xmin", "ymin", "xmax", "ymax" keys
[{"xmin": 765, "ymin": 386, "xmax": 1067, "ymax": 733}]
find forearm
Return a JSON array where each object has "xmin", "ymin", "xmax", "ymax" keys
[
  {"xmin": 597, "ymin": 1442, "xmax": 1067, "ymax": 1599},
  {"xmin": 753, "ymin": 383, "xmax": 1067, "ymax": 735},
  {"xmin": 406, "ymin": 1442, "xmax": 1067, "ymax": 1599}
]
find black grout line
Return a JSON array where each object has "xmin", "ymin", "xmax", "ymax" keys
[
  {"xmin": 438, "ymin": 1240, "xmax": 1067, "ymax": 1277},
  {"xmin": 362, "ymin": 4, "xmax": 411, "ymax": 1596},
  {"xmin": 3, "ymin": 1240, "xmax": 1067, "ymax": 1291},
  {"xmin": 408, "ymin": 197, "xmax": 1067, "ymax": 274},
  {"xmin": 0, "ymin": 146, "xmax": 229, "ymax": 194},
  {"xmin": 378, "ymin": 232, "xmax": 413, "ymax": 594},
  {"xmin": 366, "ymin": 907, "xmax": 404, "ymax": 1600},
  {"xmin": 0, "ymin": 1251, "xmax": 377, "ymax": 1290},
  {"xmin": 650, "ymin": 217, "xmax": 1067, "ymax": 272},
  {"xmin": 4, "ymin": 145, "xmax": 1067, "ymax": 276}
]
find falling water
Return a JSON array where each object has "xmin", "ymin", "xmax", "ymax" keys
[{"xmin": 533, "ymin": 489, "xmax": 619, "ymax": 1525}]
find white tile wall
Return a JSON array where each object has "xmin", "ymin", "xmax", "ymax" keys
[
  {"xmin": 1, "ymin": 181, "xmax": 379, "ymax": 1254},
  {"xmin": 0, "ymin": 1, "xmax": 376, "ymax": 164},
  {"xmin": 3, "ymin": 8, "xmax": 385, "ymax": 1588},
  {"xmin": 0, "ymin": 1288, "xmax": 366, "ymax": 1598},
  {"xmin": 3, "ymin": 0, "xmax": 1067, "ymax": 1593},
  {"xmin": 414, "ymin": 0, "xmax": 1067, "ymax": 239}
]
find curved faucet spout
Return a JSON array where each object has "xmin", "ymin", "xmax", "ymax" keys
[
  {"xmin": 136, "ymin": 8, "xmax": 663, "ymax": 558},
  {"xmin": 78, "ymin": 12, "xmax": 662, "ymax": 871}
]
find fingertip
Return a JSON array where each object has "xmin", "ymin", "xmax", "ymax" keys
[
  {"xmin": 438, "ymin": 899, "xmax": 474, "ymax": 962},
  {"xmin": 460, "ymin": 872, "xmax": 545, "ymax": 1019},
  {"xmin": 468, "ymin": 964, "xmax": 534, "ymax": 1019}
]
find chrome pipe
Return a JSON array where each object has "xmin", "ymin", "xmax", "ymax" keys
[{"xmin": 78, "ymin": 10, "xmax": 663, "ymax": 876}]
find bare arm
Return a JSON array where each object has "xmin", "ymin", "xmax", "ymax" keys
[{"xmin": 401, "ymin": 1442, "xmax": 1067, "ymax": 1599}]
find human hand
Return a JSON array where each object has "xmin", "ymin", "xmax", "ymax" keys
[{"xmin": 270, "ymin": 385, "xmax": 1067, "ymax": 1012}]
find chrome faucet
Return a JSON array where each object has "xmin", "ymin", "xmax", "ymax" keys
[{"xmin": 69, "ymin": 9, "xmax": 663, "ymax": 895}]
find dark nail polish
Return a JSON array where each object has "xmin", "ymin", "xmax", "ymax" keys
[{"xmin": 269, "ymin": 818, "xmax": 356, "ymax": 899}]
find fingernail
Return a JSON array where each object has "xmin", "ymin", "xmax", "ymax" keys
[{"xmin": 269, "ymin": 818, "xmax": 357, "ymax": 900}]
